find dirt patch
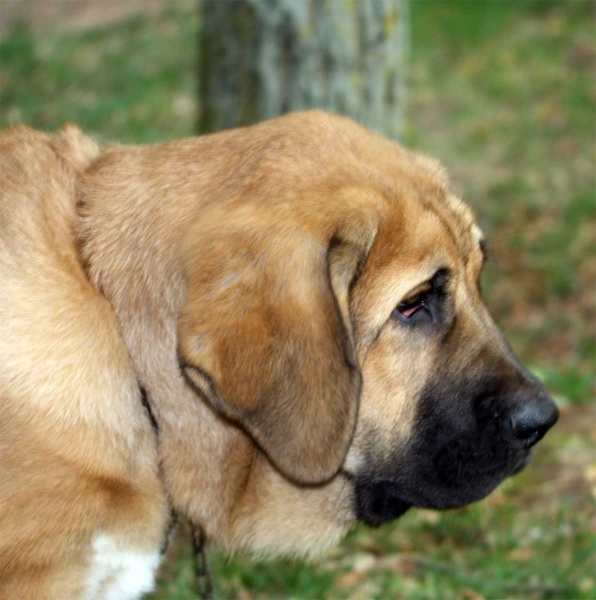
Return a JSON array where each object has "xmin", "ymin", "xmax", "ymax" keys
[{"xmin": 0, "ymin": 0, "xmax": 174, "ymax": 36}]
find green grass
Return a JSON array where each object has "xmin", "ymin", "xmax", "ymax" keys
[
  {"xmin": 1, "ymin": 1, "xmax": 594, "ymax": 598},
  {"xmin": 0, "ymin": 6, "xmax": 199, "ymax": 143}
]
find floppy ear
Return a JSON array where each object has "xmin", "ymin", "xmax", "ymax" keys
[{"xmin": 178, "ymin": 201, "xmax": 377, "ymax": 485}]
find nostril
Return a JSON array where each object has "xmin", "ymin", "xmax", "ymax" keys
[
  {"xmin": 509, "ymin": 397, "xmax": 559, "ymax": 447},
  {"xmin": 524, "ymin": 429, "xmax": 542, "ymax": 448},
  {"xmin": 510, "ymin": 418, "xmax": 547, "ymax": 447}
]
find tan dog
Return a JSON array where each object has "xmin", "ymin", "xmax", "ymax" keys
[{"xmin": 0, "ymin": 111, "xmax": 558, "ymax": 599}]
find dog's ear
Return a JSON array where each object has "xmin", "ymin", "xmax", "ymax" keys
[{"xmin": 178, "ymin": 197, "xmax": 378, "ymax": 485}]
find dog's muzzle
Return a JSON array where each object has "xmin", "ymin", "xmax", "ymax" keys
[{"xmin": 353, "ymin": 377, "xmax": 558, "ymax": 527}]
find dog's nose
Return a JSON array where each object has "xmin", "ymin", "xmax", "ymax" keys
[{"xmin": 509, "ymin": 393, "xmax": 559, "ymax": 447}]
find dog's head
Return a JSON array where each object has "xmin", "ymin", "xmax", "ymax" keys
[{"xmin": 176, "ymin": 111, "xmax": 557, "ymax": 550}]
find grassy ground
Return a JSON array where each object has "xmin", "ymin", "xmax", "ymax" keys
[{"xmin": 1, "ymin": 1, "xmax": 594, "ymax": 598}]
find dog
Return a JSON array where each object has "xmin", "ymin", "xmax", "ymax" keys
[{"xmin": 0, "ymin": 111, "xmax": 558, "ymax": 599}]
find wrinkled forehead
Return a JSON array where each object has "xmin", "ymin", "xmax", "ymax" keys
[
  {"xmin": 425, "ymin": 191, "xmax": 484, "ymax": 263},
  {"xmin": 350, "ymin": 175, "xmax": 484, "ymax": 340},
  {"xmin": 374, "ymin": 158, "xmax": 484, "ymax": 268},
  {"xmin": 371, "ymin": 145, "xmax": 484, "ymax": 259}
]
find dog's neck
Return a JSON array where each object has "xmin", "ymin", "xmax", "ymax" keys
[{"xmin": 76, "ymin": 141, "xmax": 257, "ymax": 536}]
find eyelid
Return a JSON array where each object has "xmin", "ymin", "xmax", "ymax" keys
[
  {"xmin": 365, "ymin": 263, "xmax": 452, "ymax": 338},
  {"xmin": 399, "ymin": 268, "xmax": 450, "ymax": 305},
  {"xmin": 399, "ymin": 282, "xmax": 431, "ymax": 306}
]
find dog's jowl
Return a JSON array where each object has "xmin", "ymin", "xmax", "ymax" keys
[{"xmin": 0, "ymin": 112, "xmax": 557, "ymax": 598}]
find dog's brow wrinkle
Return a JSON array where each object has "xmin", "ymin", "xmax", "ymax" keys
[
  {"xmin": 426, "ymin": 190, "xmax": 480, "ymax": 265},
  {"xmin": 420, "ymin": 200, "xmax": 459, "ymax": 252}
]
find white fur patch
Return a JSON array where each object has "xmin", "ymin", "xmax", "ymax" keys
[{"xmin": 83, "ymin": 533, "xmax": 161, "ymax": 600}]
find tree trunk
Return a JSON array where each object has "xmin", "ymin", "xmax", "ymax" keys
[{"xmin": 199, "ymin": 0, "xmax": 408, "ymax": 139}]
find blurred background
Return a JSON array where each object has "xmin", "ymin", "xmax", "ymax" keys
[{"xmin": 1, "ymin": 0, "xmax": 594, "ymax": 598}]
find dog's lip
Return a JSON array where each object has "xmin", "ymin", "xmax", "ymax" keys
[
  {"xmin": 354, "ymin": 477, "xmax": 413, "ymax": 528},
  {"xmin": 510, "ymin": 449, "xmax": 533, "ymax": 475},
  {"xmin": 353, "ymin": 451, "xmax": 526, "ymax": 517}
]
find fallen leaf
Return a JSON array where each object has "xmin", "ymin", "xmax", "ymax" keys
[
  {"xmin": 458, "ymin": 588, "xmax": 485, "ymax": 600},
  {"xmin": 507, "ymin": 548, "xmax": 534, "ymax": 561}
]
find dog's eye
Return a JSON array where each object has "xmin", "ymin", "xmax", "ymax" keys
[
  {"xmin": 394, "ymin": 285, "xmax": 432, "ymax": 321},
  {"xmin": 400, "ymin": 296, "xmax": 426, "ymax": 317},
  {"xmin": 392, "ymin": 269, "xmax": 450, "ymax": 325}
]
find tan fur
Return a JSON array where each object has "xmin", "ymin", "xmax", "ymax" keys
[
  {"xmin": 0, "ymin": 126, "xmax": 168, "ymax": 599},
  {"xmin": 1, "ymin": 111, "xmax": 508, "ymax": 595}
]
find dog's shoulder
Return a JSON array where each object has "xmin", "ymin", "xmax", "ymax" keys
[
  {"xmin": 0, "ymin": 126, "xmax": 168, "ymax": 597},
  {"xmin": 0, "ymin": 124, "xmax": 97, "ymax": 258}
]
